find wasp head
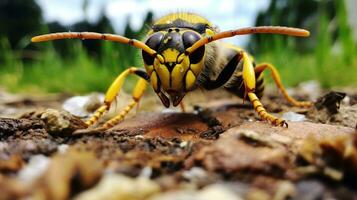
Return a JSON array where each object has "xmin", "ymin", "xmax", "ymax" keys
[{"xmin": 142, "ymin": 29, "xmax": 205, "ymax": 107}]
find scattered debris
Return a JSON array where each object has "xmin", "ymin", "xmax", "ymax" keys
[
  {"xmin": 195, "ymin": 106, "xmax": 225, "ymax": 140},
  {"xmin": 0, "ymin": 118, "xmax": 45, "ymax": 138},
  {"xmin": 314, "ymin": 91, "xmax": 346, "ymax": 114},
  {"xmin": 307, "ymin": 92, "xmax": 356, "ymax": 128},
  {"xmin": 331, "ymin": 104, "xmax": 357, "ymax": 128}
]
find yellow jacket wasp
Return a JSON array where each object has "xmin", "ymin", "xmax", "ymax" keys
[{"xmin": 32, "ymin": 12, "xmax": 312, "ymax": 129}]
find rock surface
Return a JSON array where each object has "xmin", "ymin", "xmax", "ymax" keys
[{"xmin": 0, "ymin": 88, "xmax": 357, "ymax": 199}]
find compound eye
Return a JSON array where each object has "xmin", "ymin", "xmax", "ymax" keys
[
  {"xmin": 142, "ymin": 32, "xmax": 164, "ymax": 65},
  {"xmin": 182, "ymin": 31, "xmax": 205, "ymax": 64}
]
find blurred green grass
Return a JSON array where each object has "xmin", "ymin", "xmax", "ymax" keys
[
  {"xmin": 0, "ymin": 34, "xmax": 356, "ymax": 95},
  {"xmin": 0, "ymin": 38, "xmax": 141, "ymax": 94},
  {"xmin": 256, "ymin": 50, "xmax": 357, "ymax": 88}
]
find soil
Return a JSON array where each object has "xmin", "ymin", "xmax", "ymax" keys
[{"xmin": 0, "ymin": 85, "xmax": 356, "ymax": 200}]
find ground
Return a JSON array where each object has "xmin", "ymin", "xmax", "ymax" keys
[{"xmin": 0, "ymin": 83, "xmax": 357, "ymax": 200}]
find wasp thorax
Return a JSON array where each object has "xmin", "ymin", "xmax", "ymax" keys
[{"xmin": 142, "ymin": 30, "xmax": 206, "ymax": 107}]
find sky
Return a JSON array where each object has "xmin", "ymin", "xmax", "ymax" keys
[{"xmin": 35, "ymin": 0, "xmax": 270, "ymax": 46}]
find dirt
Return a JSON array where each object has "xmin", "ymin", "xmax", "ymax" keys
[{"xmin": 0, "ymin": 86, "xmax": 357, "ymax": 200}]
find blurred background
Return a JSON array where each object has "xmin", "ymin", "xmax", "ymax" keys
[{"xmin": 0, "ymin": 0, "xmax": 356, "ymax": 94}]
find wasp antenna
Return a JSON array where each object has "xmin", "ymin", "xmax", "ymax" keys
[
  {"xmin": 239, "ymin": 26, "xmax": 310, "ymax": 37},
  {"xmin": 31, "ymin": 32, "xmax": 157, "ymax": 56},
  {"xmin": 187, "ymin": 26, "xmax": 310, "ymax": 54}
]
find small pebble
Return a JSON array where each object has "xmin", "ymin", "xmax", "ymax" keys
[
  {"xmin": 179, "ymin": 141, "xmax": 188, "ymax": 148},
  {"xmin": 57, "ymin": 144, "xmax": 69, "ymax": 154},
  {"xmin": 161, "ymin": 109, "xmax": 178, "ymax": 113},
  {"xmin": 140, "ymin": 167, "xmax": 153, "ymax": 178},
  {"xmin": 63, "ymin": 94, "xmax": 104, "ymax": 117},
  {"xmin": 17, "ymin": 155, "xmax": 50, "ymax": 183},
  {"xmin": 151, "ymin": 184, "xmax": 242, "ymax": 200},
  {"xmin": 182, "ymin": 167, "xmax": 207, "ymax": 182},
  {"xmin": 282, "ymin": 112, "xmax": 306, "ymax": 122},
  {"xmin": 0, "ymin": 142, "xmax": 8, "ymax": 152},
  {"xmin": 75, "ymin": 174, "xmax": 160, "ymax": 200}
]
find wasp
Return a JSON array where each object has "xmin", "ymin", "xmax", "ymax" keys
[{"xmin": 32, "ymin": 12, "xmax": 312, "ymax": 129}]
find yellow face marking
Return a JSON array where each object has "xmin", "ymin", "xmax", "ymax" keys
[
  {"xmin": 171, "ymin": 55, "xmax": 190, "ymax": 90},
  {"xmin": 205, "ymin": 29, "xmax": 215, "ymax": 36},
  {"xmin": 185, "ymin": 70, "xmax": 196, "ymax": 91},
  {"xmin": 154, "ymin": 58, "xmax": 170, "ymax": 90},
  {"xmin": 189, "ymin": 55, "xmax": 205, "ymax": 76},
  {"xmin": 163, "ymin": 36, "xmax": 172, "ymax": 44},
  {"xmin": 156, "ymin": 54, "xmax": 165, "ymax": 63},
  {"xmin": 150, "ymin": 71, "xmax": 159, "ymax": 92},
  {"xmin": 155, "ymin": 48, "xmax": 191, "ymax": 91},
  {"xmin": 162, "ymin": 48, "xmax": 179, "ymax": 63}
]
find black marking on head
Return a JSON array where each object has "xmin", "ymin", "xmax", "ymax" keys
[
  {"xmin": 182, "ymin": 31, "xmax": 205, "ymax": 64},
  {"xmin": 165, "ymin": 63, "xmax": 176, "ymax": 72},
  {"xmin": 152, "ymin": 19, "xmax": 211, "ymax": 34},
  {"xmin": 157, "ymin": 32, "xmax": 185, "ymax": 54},
  {"xmin": 182, "ymin": 31, "xmax": 200, "ymax": 47},
  {"xmin": 142, "ymin": 32, "xmax": 164, "ymax": 65}
]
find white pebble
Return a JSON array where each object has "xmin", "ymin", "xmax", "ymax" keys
[
  {"xmin": 17, "ymin": 155, "xmax": 50, "ymax": 183},
  {"xmin": 63, "ymin": 94, "xmax": 104, "ymax": 117},
  {"xmin": 140, "ymin": 167, "xmax": 153, "ymax": 178},
  {"xmin": 57, "ymin": 144, "xmax": 69, "ymax": 154},
  {"xmin": 282, "ymin": 112, "xmax": 306, "ymax": 122},
  {"xmin": 182, "ymin": 167, "xmax": 207, "ymax": 181}
]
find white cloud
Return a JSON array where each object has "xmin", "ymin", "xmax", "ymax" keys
[
  {"xmin": 37, "ymin": 0, "xmax": 270, "ymax": 46},
  {"xmin": 36, "ymin": 0, "xmax": 85, "ymax": 24}
]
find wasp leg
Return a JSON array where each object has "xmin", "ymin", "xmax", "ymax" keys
[
  {"xmin": 241, "ymin": 53, "xmax": 287, "ymax": 127},
  {"xmin": 85, "ymin": 67, "xmax": 149, "ymax": 127},
  {"xmin": 255, "ymin": 63, "xmax": 312, "ymax": 107},
  {"xmin": 248, "ymin": 92, "xmax": 288, "ymax": 127},
  {"xmin": 102, "ymin": 78, "xmax": 147, "ymax": 129}
]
